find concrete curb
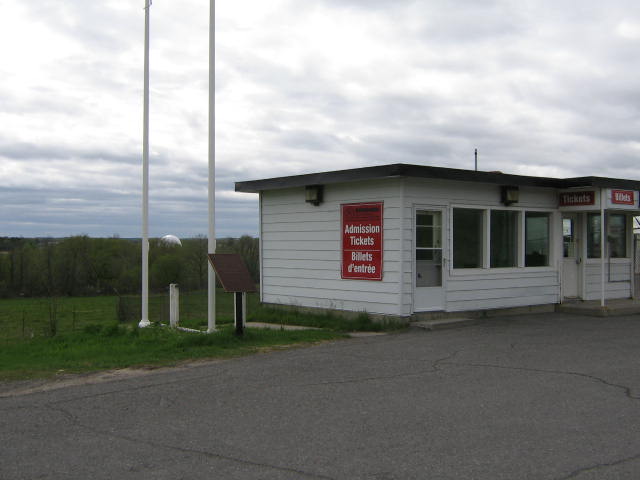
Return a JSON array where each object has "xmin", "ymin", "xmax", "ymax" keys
[
  {"xmin": 245, "ymin": 322, "xmax": 321, "ymax": 331},
  {"xmin": 410, "ymin": 317, "xmax": 477, "ymax": 331}
]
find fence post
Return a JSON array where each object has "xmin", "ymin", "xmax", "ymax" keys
[{"xmin": 170, "ymin": 284, "xmax": 179, "ymax": 327}]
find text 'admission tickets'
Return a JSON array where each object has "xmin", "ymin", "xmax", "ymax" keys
[{"xmin": 341, "ymin": 202, "xmax": 383, "ymax": 280}]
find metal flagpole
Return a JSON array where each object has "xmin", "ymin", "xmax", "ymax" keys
[
  {"xmin": 600, "ymin": 188, "xmax": 605, "ymax": 308},
  {"xmin": 207, "ymin": 0, "xmax": 217, "ymax": 332},
  {"xmin": 139, "ymin": 0, "xmax": 152, "ymax": 328}
]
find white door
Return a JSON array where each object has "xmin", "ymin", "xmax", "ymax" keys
[
  {"xmin": 562, "ymin": 214, "xmax": 580, "ymax": 298},
  {"xmin": 414, "ymin": 209, "xmax": 445, "ymax": 311}
]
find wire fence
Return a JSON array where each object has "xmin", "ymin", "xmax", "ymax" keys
[{"xmin": 0, "ymin": 289, "xmax": 221, "ymax": 342}]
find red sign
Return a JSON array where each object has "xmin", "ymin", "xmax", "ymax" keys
[
  {"xmin": 611, "ymin": 189, "xmax": 634, "ymax": 205},
  {"xmin": 559, "ymin": 191, "xmax": 595, "ymax": 207},
  {"xmin": 341, "ymin": 202, "xmax": 383, "ymax": 280}
]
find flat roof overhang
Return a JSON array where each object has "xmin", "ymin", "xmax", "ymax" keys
[{"xmin": 235, "ymin": 163, "xmax": 640, "ymax": 193}]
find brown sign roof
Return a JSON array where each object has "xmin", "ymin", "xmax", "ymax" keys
[{"xmin": 207, "ymin": 253, "xmax": 257, "ymax": 293}]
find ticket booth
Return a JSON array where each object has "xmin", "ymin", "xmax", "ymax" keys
[
  {"xmin": 236, "ymin": 164, "xmax": 640, "ymax": 319},
  {"xmin": 559, "ymin": 188, "xmax": 640, "ymax": 304}
]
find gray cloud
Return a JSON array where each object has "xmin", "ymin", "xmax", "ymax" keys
[
  {"xmin": 0, "ymin": 139, "xmax": 138, "ymax": 165},
  {"xmin": 1, "ymin": 0, "xmax": 640, "ymax": 238}
]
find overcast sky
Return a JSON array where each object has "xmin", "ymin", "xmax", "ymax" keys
[{"xmin": 1, "ymin": 1, "xmax": 639, "ymax": 238}]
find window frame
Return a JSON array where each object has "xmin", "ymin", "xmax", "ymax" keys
[
  {"xmin": 524, "ymin": 211, "xmax": 551, "ymax": 267},
  {"xmin": 587, "ymin": 212, "xmax": 629, "ymax": 259},
  {"xmin": 489, "ymin": 209, "xmax": 520, "ymax": 269},
  {"xmin": 449, "ymin": 206, "xmax": 555, "ymax": 273},
  {"xmin": 452, "ymin": 208, "xmax": 486, "ymax": 269}
]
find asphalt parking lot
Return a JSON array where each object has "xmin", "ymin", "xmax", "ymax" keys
[{"xmin": 1, "ymin": 312, "xmax": 640, "ymax": 480}]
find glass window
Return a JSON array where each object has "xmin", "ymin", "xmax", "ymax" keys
[
  {"xmin": 587, "ymin": 213, "xmax": 627, "ymax": 258},
  {"xmin": 416, "ymin": 211, "xmax": 442, "ymax": 287},
  {"xmin": 608, "ymin": 214, "xmax": 626, "ymax": 258},
  {"xmin": 587, "ymin": 213, "xmax": 601, "ymax": 258},
  {"xmin": 453, "ymin": 209, "xmax": 484, "ymax": 268},
  {"xmin": 563, "ymin": 218, "xmax": 575, "ymax": 257},
  {"xmin": 525, "ymin": 212, "xmax": 550, "ymax": 266},
  {"xmin": 490, "ymin": 210, "xmax": 518, "ymax": 268}
]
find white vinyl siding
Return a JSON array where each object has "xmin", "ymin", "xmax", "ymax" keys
[
  {"xmin": 259, "ymin": 176, "xmax": 640, "ymax": 316},
  {"xmin": 402, "ymin": 178, "xmax": 561, "ymax": 313},
  {"xmin": 583, "ymin": 260, "xmax": 632, "ymax": 300},
  {"xmin": 445, "ymin": 271, "xmax": 559, "ymax": 311},
  {"xmin": 260, "ymin": 179, "xmax": 403, "ymax": 316}
]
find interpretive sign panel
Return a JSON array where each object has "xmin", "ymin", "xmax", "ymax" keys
[
  {"xmin": 341, "ymin": 202, "xmax": 383, "ymax": 280},
  {"xmin": 207, "ymin": 253, "xmax": 256, "ymax": 293},
  {"xmin": 208, "ymin": 253, "xmax": 255, "ymax": 337}
]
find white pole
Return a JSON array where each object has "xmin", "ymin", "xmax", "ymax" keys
[
  {"xmin": 139, "ymin": 0, "xmax": 152, "ymax": 328},
  {"xmin": 207, "ymin": 0, "xmax": 217, "ymax": 332},
  {"xmin": 600, "ymin": 188, "xmax": 605, "ymax": 308},
  {"xmin": 169, "ymin": 284, "xmax": 179, "ymax": 327}
]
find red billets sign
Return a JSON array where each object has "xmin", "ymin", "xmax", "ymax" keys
[
  {"xmin": 611, "ymin": 190, "xmax": 634, "ymax": 205},
  {"xmin": 341, "ymin": 202, "xmax": 383, "ymax": 280}
]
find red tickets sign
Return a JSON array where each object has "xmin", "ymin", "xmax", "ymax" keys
[
  {"xmin": 559, "ymin": 191, "xmax": 595, "ymax": 207},
  {"xmin": 341, "ymin": 202, "xmax": 383, "ymax": 280}
]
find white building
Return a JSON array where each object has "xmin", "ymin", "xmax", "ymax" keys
[{"xmin": 236, "ymin": 164, "xmax": 640, "ymax": 318}]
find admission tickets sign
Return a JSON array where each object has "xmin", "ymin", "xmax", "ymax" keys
[{"xmin": 341, "ymin": 202, "xmax": 383, "ymax": 280}]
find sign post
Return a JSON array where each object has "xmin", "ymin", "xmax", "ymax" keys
[{"xmin": 207, "ymin": 254, "xmax": 256, "ymax": 336}]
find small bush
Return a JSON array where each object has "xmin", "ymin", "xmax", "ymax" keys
[
  {"xmin": 101, "ymin": 323, "xmax": 124, "ymax": 337},
  {"xmin": 83, "ymin": 324, "xmax": 102, "ymax": 335},
  {"xmin": 81, "ymin": 323, "xmax": 125, "ymax": 337},
  {"xmin": 176, "ymin": 332, "xmax": 216, "ymax": 348},
  {"xmin": 116, "ymin": 296, "xmax": 139, "ymax": 323}
]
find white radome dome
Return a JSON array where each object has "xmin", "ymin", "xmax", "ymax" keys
[{"xmin": 160, "ymin": 234, "xmax": 182, "ymax": 246}]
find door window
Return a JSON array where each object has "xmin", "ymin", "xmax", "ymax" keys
[
  {"xmin": 416, "ymin": 211, "xmax": 442, "ymax": 287},
  {"xmin": 563, "ymin": 218, "xmax": 575, "ymax": 257}
]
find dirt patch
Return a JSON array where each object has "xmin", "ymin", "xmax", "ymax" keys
[{"xmin": 0, "ymin": 357, "xmax": 226, "ymax": 398}]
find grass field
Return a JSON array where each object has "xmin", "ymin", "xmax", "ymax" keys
[
  {"xmin": 0, "ymin": 323, "xmax": 344, "ymax": 381},
  {"xmin": 0, "ymin": 290, "xmax": 404, "ymax": 341},
  {"xmin": 0, "ymin": 291, "xmax": 404, "ymax": 381},
  {"xmin": 0, "ymin": 289, "xmax": 260, "ymax": 341}
]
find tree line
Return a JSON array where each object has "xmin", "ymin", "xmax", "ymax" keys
[{"xmin": 0, "ymin": 235, "xmax": 259, "ymax": 298}]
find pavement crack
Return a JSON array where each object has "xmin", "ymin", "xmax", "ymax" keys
[
  {"xmin": 445, "ymin": 361, "xmax": 640, "ymax": 400},
  {"xmin": 556, "ymin": 451, "xmax": 640, "ymax": 479},
  {"xmin": 433, "ymin": 350, "xmax": 461, "ymax": 371},
  {"xmin": 41, "ymin": 403, "xmax": 337, "ymax": 480},
  {"xmin": 297, "ymin": 350, "xmax": 461, "ymax": 387}
]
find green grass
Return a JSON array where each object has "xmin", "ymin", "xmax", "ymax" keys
[
  {"xmin": 0, "ymin": 323, "xmax": 344, "ymax": 381},
  {"xmin": 0, "ymin": 295, "xmax": 119, "ymax": 340},
  {"xmin": 0, "ymin": 292, "xmax": 403, "ymax": 381},
  {"xmin": 0, "ymin": 290, "xmax": 261, "ymax": 341}
]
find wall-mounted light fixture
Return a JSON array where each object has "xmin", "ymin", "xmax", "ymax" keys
[
  {"xmin": 501, "ymin": 185, "xmax": 519, "ymax": 206},
  {"xmin": 305, "ymin": 185, "xmax": 324, "ymax": 206}
]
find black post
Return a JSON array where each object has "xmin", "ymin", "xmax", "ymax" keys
[{"xmin": 234, "ymin": 291, "xmax": 244, "ymax": 336}]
